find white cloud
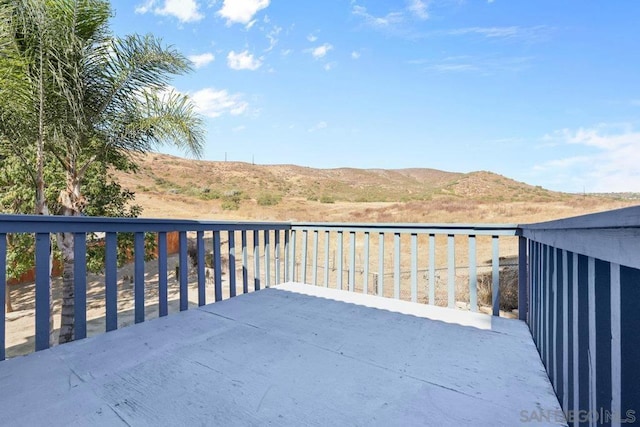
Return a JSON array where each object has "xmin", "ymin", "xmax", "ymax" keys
[
  {"xmin": 351, "ymin": 51, "xmax": 361, "ymax": 59},
  {"xmin": 188, "ymin": 52, "xmax": 215, "ymax": 68},
  {"xmin": 324, "ymin": 62, "xmax": 336, "ymax": 71},
  {"xmin": 443, "ymin": 26, "xmax": 552, "ymax": 42},
  {"xmin": 227, "ymin": 50, "xmax": 263, "ymax": 70},
  {"xmin": 191, "ymin": 88, "xmax": 249, "ymax": 118},
  {"xmin": 408, "ymin": 0, "xmax": 429, "ymax": 20},
  {"xmin": 218, "ymin": 0, "xmax": 270, "ymax": 25},
  {"xmin": 308, "ymin": 121, "xmax": 328, "ymax": 132},
  {"xmin": 534, "ymin": 124, "xmax": 640, "ymax": 192},
  {"xmin": 308, "ymin": 43, "xmax": 333, "ymax": 59},
  {"xmin": 418, "ymin": 55, "xmax": 532, "ymax": 74},
  {"xmin": 265, "ymin": 26, "xmax": 282, "ymax": 52},
  {"xmin": 352, "ymin": 5, "xmax": 404, "ymax": 29},
  {"xmin": 307, "ymin": 34, "xmax": 318, "ymax": 42},
  {"xmin": 137, "ymin": 0, "xmax": 204, "ymax": 23},
  {"xmin": 135, "ymin": 0, "xmax": 155, "ymax": 14},
  {"xmin": 281, "ymin": 49, "xmax": 293, "ymax": 56}
]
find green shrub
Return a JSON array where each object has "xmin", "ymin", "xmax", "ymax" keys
[
  {"xmin": 257, "ymin": 193, "xmax": 281, "ymax": 206},
  {"xmin": 320, "ymin": 195, "xmax": 335, "ymax": 204},
  {"xmin": 221, "ymin": 199, "xmax": 240, "ymax": 210}
]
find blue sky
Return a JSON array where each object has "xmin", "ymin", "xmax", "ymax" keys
[{"xmin": 109, "ymin": 0, "xmax": 640, "ymax": 193}]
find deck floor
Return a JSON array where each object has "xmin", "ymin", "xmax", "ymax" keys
[{"xmin": 0, "ymin": 282, "xmax": 565, "ymax": 426}]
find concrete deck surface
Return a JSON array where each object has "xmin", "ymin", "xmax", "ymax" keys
[{"xmin": 0, "ymin": 282, "xmax": 565, "ymax": 426}]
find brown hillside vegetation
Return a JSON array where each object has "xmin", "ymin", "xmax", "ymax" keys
[{"xmin": 112, "ymin": 153, "xmax": 636, "ymax": 224}]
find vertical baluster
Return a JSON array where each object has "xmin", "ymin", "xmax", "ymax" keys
[
  {"xmin": 410, "ymin": 233, "xmax": 417, "ymax": 303},
  {"xmin": 429, "ymin": 234, "xmax": 435, "ymax": 305},
  {"xmin": 572, "ymin": 251, "xmax": 579, "ymax": 418},
  {"xmin": 214, "ymin": 230, "xmax": 222, "ymax": 301},
  {"xmin": 0, "ymin": 233, "xmax": 6, "ymax": 360},
  {"xmin": 290, "ymin": 230, "xmax": 296, "ymax": 281},
  {"xmin": 301, "ymin": 230, "xmax": 308, "ymax": 283},
  {"xmin": 469, "ymin": 235, "xmax": 477, "ymax": 312},
  {"xmin": 229, "ymin": 231, "xmax": 236, "ymax": 297},
  {"xmin": 274, "ymin": 230, "xmax": 281, "ymax": 284},
  {"xmin": 363, "ymin": 232, "xmax": 370, "ymax": 294},
  {"xmin": 378, "ymin": 233, "xmax": 384, "ymax": 296},
  {"xmin": 197, "ymin": 231, "xmax": 205, "ymax": 306},
  {"xmin": 448, "ymin": 234, "xmax": 455, "ymax": 309},
  {"xmin": 492, "ymin": 235, "xmax": 500, "ymax": 316},
  {"xmin": 518, "ymin": 236, "xmax": 528, "ymax": 321},
  {"xmin": 611, "ymin": 262, "xmax": 621, "ymax": 426},
  {"xmin": 312, "ymin": 230, "xmax": 318, "ymax": 286},
  {"xmin": 587, "ymin": 256, "xmax": 596, "ymax": 419},
  {"xmin": 562, "ymin": 249, "xmax": 569, "ymax": 412},
  {"xmin": 105, "ymin": 232, "xmax": 118, "ymax": 331},
  {"xmin": 242, "ymin": 230, "xmax": 248, "ymax": 293},
  {"xmin": 264, "ymin": 230, "xmax": 271, "ymax": 288},
  {"xmin": 394, "ymin": 233, "xmax": 401, "ymax": 299},
  {"xmin": 179, "ymin": 231, "xmax": 188, "ymax": 311},
  {"xmin": 35, "ymin": 232, "xmax": 50, "ymax": 351},
  {"xmin": 158, "ymin": 232, "xmax": 168, "ymax": 317},
  {"xmin": 324, "ymin": 231, "xmax": 330, "ymax": 287},
  {"xmin": 74, "ymin": 232, "xmax": 87, "ymax": 340},
  {"xmin": 349, "ymin": 232, "xmax": 356, "ymax": 292},
  {"xmin": 253, "ymin": 230, "xmax": 260, "ymax": 291},
  {"xmin": 134, "ymin": 232, "xmax": 146, "ymax": 322},
  {"xmin": 337, "ymin": 231, "xmax": 343, "ymax": 290},
  {"xmin": 284, "ymin": 230, "xmax": 289, "ymax": 282}
]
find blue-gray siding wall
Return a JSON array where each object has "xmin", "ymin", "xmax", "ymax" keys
[{"xmin": 528, "ymin": 242, "xmax": 639, "ymax": 427}]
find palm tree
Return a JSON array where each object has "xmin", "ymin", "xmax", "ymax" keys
[{"xmin": 0, "ymin": 0, "xmax": 205, "ymax": 344}]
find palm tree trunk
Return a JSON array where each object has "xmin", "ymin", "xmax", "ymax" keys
[
  {"xmin": 56, "ymin": 168, "xmax": 83, "ymax": 344},
  {"xmin": 57, "ymin": 231, "xmax": 74, "ymax": 343}
]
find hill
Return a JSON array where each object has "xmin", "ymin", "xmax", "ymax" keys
[
  {"xmin": 116, "ymin": 153, "xmax": 561, "ymax": 203},
  {"xmin": 111, "ymin": 153, "xmax": 636, "ymax": 223}
]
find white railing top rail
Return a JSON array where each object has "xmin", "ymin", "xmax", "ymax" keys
[{"xmin": 291, "ymin": 222, "xmax": 519, "ymax": 236}]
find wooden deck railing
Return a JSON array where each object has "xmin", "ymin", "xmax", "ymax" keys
[
  {"xmin": 520, "ymin": 206, "xmax": 640, "ymax": 426},
  {"xmin": 1, "ymin": 207, "xmax": 639, "ymax": 423}
]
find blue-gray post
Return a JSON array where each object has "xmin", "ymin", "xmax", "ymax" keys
[
  {"xmin": 242, "ymin": 231, "xmax": 248, "ymax": 293},
  {"xmin": 158, "ymin": 232, "xmax": 168, "ymax": 317},
  {"xmin": 0, "ymin": 233, "xmax": 6, "ymax": 360},
  {"xmin": 518, "ymin": 236, "xmax": 528, "ymax": 321},
  {"xmin": 105, "ymin": 232, "xmax": 118, "ymax": 331},
  {"xmin": 134, "ymin": 232, "xmax": 146, "ymax": 323},
  {"xmin": 492, "ymin": 235, "xmax": 500, "ymax": 316},
  {"xmin": 214, "ymin": 231, "xmax": 222, "ymax": 301},
  {"xmin": 274, "ymin": 231, "xmax": 280, "ymax": 284},
  {"xmin": 74, "ymin": 232, "xmax": 87, "ymax": 340},
  {"xmin": 179, "ymin": 231, "xmax": 189, "ymax": 310},
  {"xmin": 290, "ymin": 230, "xmax": 296, "ymax": 282},
  {"xmin": 264, "ymin": 231, "xmax": 270, "ymax": 288},
  {"xmin": 229, "ymin": 231, "xmax": 237, "ymax": 295},
  {"xmin": 253, "ymin": 230, "xmax": 260, "ymax": 291},
  {"xmin": 35, "ymin": 232, "xmax": 50, "ymax": 351},
  {"xmin": 197, "ymin": 231, "xmax": 206, "ymax": 306}
]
